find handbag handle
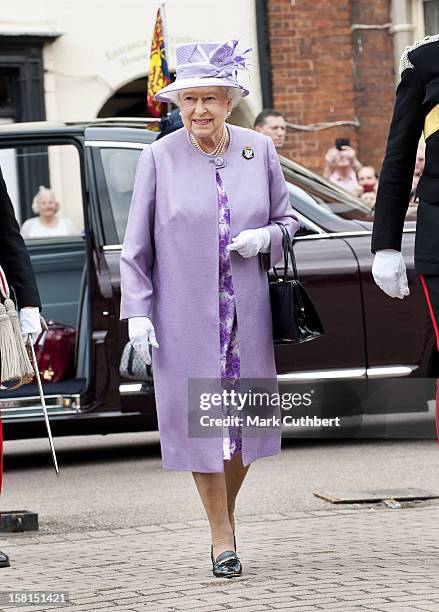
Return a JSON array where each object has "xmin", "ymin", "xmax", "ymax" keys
[
  {"xmin": 275, "ymin": 222, "xmax": 308, "ymax": 319},
  {"xmin": 273, "ymin": 222, "xmax": 299, "ymax": 280},
  {"xmin": 271, "ymin": 224, "xmax": 289, "ymax": 282}
]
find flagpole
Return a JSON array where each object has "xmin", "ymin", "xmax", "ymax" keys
[{"xmin": 159, "ymin": 0, "xmax": 172, "ymax": 114}]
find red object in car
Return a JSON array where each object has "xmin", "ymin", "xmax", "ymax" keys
[{"xmin": 35, "ymin": 321, "xmax": 76, "ymax": 383}]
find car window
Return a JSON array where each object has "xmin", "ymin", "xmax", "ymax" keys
[
  {"xmin": 286, "ymin": 184, "xmax": 325, "ymax": 235},
  {"xmin": 281, "ymin": 157, "xmax": 417, "ymax": 223},
  {"xmin": 1, "ymin": 144, "xmax": 84, "ymax": 242},
  {"xmin": 94, "ymin": 144, "xmax": 418, "ymax": 246},
  {"xmin": 99, "ymin": 148, "xmax": 328, "ymax": 244},
  {"xmin": 98, "ymin": 147, "xmax": 143, "ymax": 244},
  {"xmin": 283, "ymin": 165, "xmax": 373, "ymax": 223}
]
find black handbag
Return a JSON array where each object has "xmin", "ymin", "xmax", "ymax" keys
[{"xmin": 268, "ymin": 222, "xmax": 324, "ymax": 345}]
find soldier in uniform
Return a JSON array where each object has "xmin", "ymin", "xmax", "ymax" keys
[
  {"xmin": 0, "ymin": 166, "xmax": 42, "ymax": 567},
  {"xmin": 371, "ymin": 34, "xmax": 439, "ymax": 435}
]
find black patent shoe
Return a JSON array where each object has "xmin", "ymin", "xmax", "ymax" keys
[
  {"xmin": 0, "ymin": 551, "xmax": 10, "ymax": 568},
  {"xmin": 211, "ymin": 545, "xmax": 242, "ymax": 578}
]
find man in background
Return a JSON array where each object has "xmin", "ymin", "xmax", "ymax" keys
[{"xmin": 254, "ymin": 109, "xmax": 286, "ymax": 150}]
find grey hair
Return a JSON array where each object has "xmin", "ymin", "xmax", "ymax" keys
[
  {"xmin": 32, "ymin": 185, "xmax": 58, "ymax": 214},
  {"xmin": 225, "ymin": 87, "xmax": 243, "ymax": 108},
  {"xmin": 176, "ymin": 86, "xmax": 243, "ymax": 110}
]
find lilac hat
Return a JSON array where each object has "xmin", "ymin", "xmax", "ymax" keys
[{"xmin": 154, "ymin": 40, "xmax": 252, "ymax": 105}]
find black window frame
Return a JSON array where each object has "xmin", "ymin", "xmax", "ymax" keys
[{"xmin": 0, "ymin": 34, "xmax": 60, "ymax": 218}]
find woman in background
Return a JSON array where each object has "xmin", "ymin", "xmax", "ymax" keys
[
  {"xmin": 21, "ymin": 186, "xmax": 78, "ymax": 239},
  {"xmin": 324, "ymin": 145, "xmax": 363, "ymax": 195}
]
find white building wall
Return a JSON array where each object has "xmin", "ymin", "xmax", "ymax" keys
[{"xmin": 1, "ymin": 0, "xmax": 262, "ymax": 125}]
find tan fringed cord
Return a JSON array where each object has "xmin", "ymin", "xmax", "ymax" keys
[
  {"xmin": 4, "ymin": 298, "xmax": 34, "ymax": 384},
  {"xmin": 0, "ymin": 302, "xmax": 21, "ymax": 387}
]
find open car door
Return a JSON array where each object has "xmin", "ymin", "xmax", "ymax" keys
[
  {"xmin": 0, "ymin": 132, "xmax": 109, "ymax": 437},
  {"xmin": 84, "ymin": 125, "xmax": 158, "ymax": 420}
]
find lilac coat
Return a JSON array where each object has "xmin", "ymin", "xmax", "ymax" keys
[{"xmin": 120, "ymin": 123, "xmax": 300, "ymax": 472}]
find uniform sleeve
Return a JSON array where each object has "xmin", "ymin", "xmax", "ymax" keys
[
  {"xmin": 119, "ymin": 146, "xmax": 156, "ymax": 320},
  {"xmin": 260, "ymin": 136, "xmax": 301, "ymax": 271},
  {"xmin": 371, "ymin": 62, "xmax": 425, "ymax": 253},
  {"xmin": 0, "ymin": 168, "xmax": 41, "ymax": 309}
]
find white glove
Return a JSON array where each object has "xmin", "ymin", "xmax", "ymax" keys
[
  {"xmin": 19, "ymin": 307, "xmax": 42, "ymax": 345},
  {"xmin": 226, "ymin": 228, "xmax": 271, "ymax": 257},
  {"xmin": 372, "ymin": 249, "xmax": 409, "ymax": 299},
  {"xmin": 128, "ymin": 316, "xmax": 159, "ymax": 366}
]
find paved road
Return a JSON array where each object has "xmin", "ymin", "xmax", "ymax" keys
[
  {"xmin": 2, "ymin": 422, "xmax": 439, "ymax": 533},
  {"xmin": 2, "ymin": 416, "xmax": 439, "ymax": 610},
  {"xmin": 1, "ymin": 503, "xmax": 439, "ymax": 611}
]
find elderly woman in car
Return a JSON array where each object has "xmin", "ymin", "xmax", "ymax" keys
[
  {"xmin": 120, "ymin": 40, "xmax": 299, "ymax": 578},
  {"xmin": 21, "ymin": 186, "xmax": 78, "ymax": 239}
]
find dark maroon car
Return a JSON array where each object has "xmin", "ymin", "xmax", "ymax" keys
[{"xmin": 0, "ymin": 119, "xmax": 434, "ymax": 440}]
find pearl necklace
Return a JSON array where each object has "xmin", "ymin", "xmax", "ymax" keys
[{"xmin": 189, "ymin": 126, "xmax": 228, "ymax": 156}]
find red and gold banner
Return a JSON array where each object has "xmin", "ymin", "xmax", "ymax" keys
[{"xmin": 147, "ymin": 7, "xmax": 171, "ymax": 117}]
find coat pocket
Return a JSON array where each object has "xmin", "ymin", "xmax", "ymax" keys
[{"xmin": 416, "ymin": 174, "xmax": 439, "ymax": 204}]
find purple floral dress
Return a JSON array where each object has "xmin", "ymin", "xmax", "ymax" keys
[{"xmin": 217, "ymin": 170, "xmax": 243, "ymax": 460}]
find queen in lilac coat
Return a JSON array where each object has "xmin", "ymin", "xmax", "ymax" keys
[
  {"xmin": 120, "ymin": 121, "xmax": 299, "ymax": 472},
  {"xmin": 120, "ymin": 39, "xmax": 300, "ymax": 576}
]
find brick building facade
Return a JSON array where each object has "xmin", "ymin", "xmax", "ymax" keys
[{"xmin": 266, "ymin": 0, "xmax": 397, "ymax": 174}]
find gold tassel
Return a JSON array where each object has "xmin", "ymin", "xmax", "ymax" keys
[
  {"xmin": 0, "ymin": 302, "xmax": 21, "ymax": 387},
  {"xmin": 4, "ymin": 298, "xmax": 34, "ymax": 385}
]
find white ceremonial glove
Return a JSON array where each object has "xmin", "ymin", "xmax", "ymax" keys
[
  {"xmin": 226, "ymin": 228, "xmax": 271, "ymax": 258},
  {"xmin": 128, "ymin": 316, "xmax": 159, "ymax": 366},
  {"xmin": 19, "ymin": 307, "xmax": 42, "ymax": 345},
  {"xmin": 372, "ymin": 249, "xmax": 409, "ymax": 299}
]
